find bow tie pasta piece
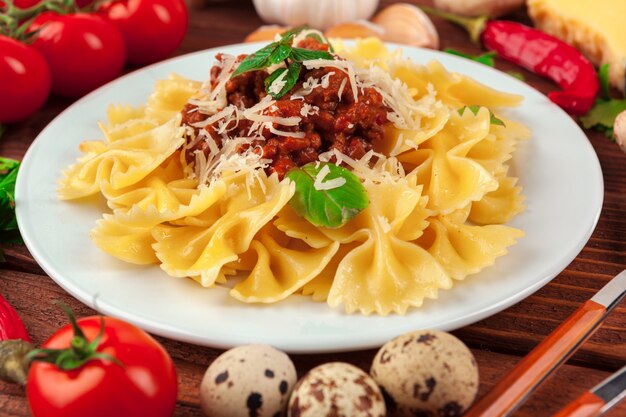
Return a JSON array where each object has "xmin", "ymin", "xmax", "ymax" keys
[
  {"xmin": 100, "ymin": 154, "xmax": 210, "ymax": 214},
  {"xmin": 470, "ymin": 175, "xmax": 525, "ymax": 225},
  {"xmin": 391, "ymin": 59, "xmax": 523, "ymax": 109},
  {"xmin": 300, "ymin": 243, "xmax": 359, "ymax": 302},
  {"xmin": 92, "ymin": 176, "xmax": 228, "ymax": 264},
  {"xmin": 145, "ymin": 74, "xmax": 202, "ymax": 124},
  {"xmin": 106, "ymin": 103, "xmax": 147, "ymax": 127},
  {"xmin": 416, "ymin": 213, "xmax": 524, "ymax": 281},
  {"xmin": 326, "ymin": 176, "xmax": 448, "ymax": 315},
  {"xmin": 59, "ymin": 114, "xmax": 185, "ymax": 200},
  {"xmin": 329, "ymin": 232, "xmax": 452, "ymax": 315},
  {"xmin": 153, "ymin": 173, "xmax": 295, "ymax": 287},
  {"xmin": 230, "ymin": 226, "xmax": 340, "ymax": 303},
  {"xmin": 399, "ymin": 108, "xmax": 499, "ymax": 215}
]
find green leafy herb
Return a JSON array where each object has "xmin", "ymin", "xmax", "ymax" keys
[
  {"xmin": 579, "ymin": 64, "xmax": 625, "ymax": 139},
  {"xmin": 290, "ymin": 47, "xmax": 333, "ymax": 62},
  {"xmin": 230, "ymin": 43, "xmax": 276, "ymax": 78},
  {"xmin": 232, "ymin": 26, "xmax": 335, "ymax": 99},
  {"xmin": 598, "ymin": 63, "xmax": 610, "ymax": 99},
  {"xmin": 459, "ymin": 105, "xmax": 506, "ymax": 126},
  {"xmin": 580, "ymin": 99, "xmax": 626, "ymax": 139},
  {"xmin": 286, "ymin": 162, "xmax": 368, "ymax": 228},
  {"xmin": 0, "ymin": 157, "xmax": 22, "ymax": 261},
  {"xmin": 445, "ymin": 49, "xmax": 496, "ymax": 67}
]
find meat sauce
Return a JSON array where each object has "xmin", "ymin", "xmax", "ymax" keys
[{"xmin": 181, "ymin": 41, "xmax": 390, "ymax": 180}]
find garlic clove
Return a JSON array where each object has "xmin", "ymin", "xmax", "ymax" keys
[
  {"xmin": 245, "ymin": 25, "xmax": 290, "ymax": 43},
  {"xmin": 325, "ymin": 21, "xmax": 384, "ymax": 40},
  {"xmin": 372, "ymin": 3, "xmax": 439, "ymax": 49},
  {"xmin": 613, "ymin": 110, "xmax": 626, "ymax": 154},
  {"xmin": 433, "ymin": 0, "xmax": 525, "ymax": 17}
]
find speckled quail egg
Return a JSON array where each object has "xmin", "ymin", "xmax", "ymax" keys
[
  {"xmin": 288, "ymin": 362, "xmax": 386, "ymax": 417},
  {"xmin": 370, "ymin": 330, "xmax": 479, "ymax": 417},
  {"xmin": 200, "ymin": 344, "xmax": 297, "ymax": 417}
]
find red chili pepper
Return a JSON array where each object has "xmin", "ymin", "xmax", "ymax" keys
[
  {"xmin": 421, "ymin": 7, "xmax": 599, "ymax": 115},
  {"xmin": 0, "ymin": 294, "xmax": 30, "ymax": 342},
  {"xmin": 481, "ymin": 21, "xmax": 598, "ymax": 115}
]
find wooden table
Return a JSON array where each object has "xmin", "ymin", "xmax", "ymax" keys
[{"xmin": 1, "ymin": 1, "xmax": 625, "ymax": 416}]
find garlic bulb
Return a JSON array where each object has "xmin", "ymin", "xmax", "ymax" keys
[
  {"xmin": 613, "ymin": 110, "xmax": 626, "ymax": 154},
  {"xmin": 372, "ymin": 3, "xmax": 439, "ymax": 49},
  {"xmin": 433, "ymin": 0, "xmax": 525, "ymax": 17},
  {"xmin": 252, "ymin": 0, "xmax": 380, "ymax": 30}
]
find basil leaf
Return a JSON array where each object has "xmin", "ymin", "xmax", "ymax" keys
[
  {"xmin": 445, "ymin": 49, "xmax": 496, "ymax": 67},
  {"xmin": 269, "ymin": 61, "xmax": 302, "ymax": 99},
  {"xmin": 280, "ymin": 25, "xmax": 308, "ymax": 42},
  {"xmin": 231, "ymin": 42, "xmax": 277, "ymax": 78},
  {"xmin": 0, "ymin": 157, "xmax": 22, "ymax": 260},
  {"xmin": 270, "ymin": 44, "xmax": 291, "ymax": 65},
  {"xmin": 286, "ymin": 162, "xmax": 368, "ymax": 228},
  {"xmin": 265, "ymin": 67, "xmax": 287, "ymax": 91},
  {"xmin": 290, "ymin": 48, "xmax": 333, "ymax": 62},
  {"xmin": 598, "ymin": 64, "xmax": 610, "ymax": 99},
  {"xmin": 458, "ymin": 105, "xmax": 506, "ymax": 127}
]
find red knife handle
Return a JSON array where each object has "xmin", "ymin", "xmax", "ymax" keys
[
  {"xmin": 552, "ymin": 391, "xmax": 606, "ymax": 417},
  {"xmin": 464, "ymin": 300, "xmax": 607, "ymax": 417}
]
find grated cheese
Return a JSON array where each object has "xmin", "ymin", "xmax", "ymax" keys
[{"xmin": 314, "ymin": 164, "xmax": 347, "ymax": 191}]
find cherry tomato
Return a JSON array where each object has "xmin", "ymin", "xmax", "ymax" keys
[
  {"xmin": 29, "ymin": 12, "xmax": 126, "ymax": 98},
  {"xmin": 0, "ymin": 36, "xmax": 51, "ymax": 123},
  {"xmin": 97, "ymin": 0, "xmax": 188, "ymax": 66},
  {"xmin": 27, "ymin": 316, "xmax": 177, "ymax": 417},
  {"xmin": 0, "ymin": 0, "xmax": 41, "ymax": 7}
]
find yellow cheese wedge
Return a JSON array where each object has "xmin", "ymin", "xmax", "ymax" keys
[{"xmin": 528, "ymin": 0, "xmax": 626, "ymax": 93}]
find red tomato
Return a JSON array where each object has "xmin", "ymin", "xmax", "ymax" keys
[
  {"xmin": 29, "ymin": 12, "xmax": 126, "ymax": 98},
  {"xmin": 97, "ymin": 0, "xmax": 188, "ymax": 66},
  {"xmin": 0, "ymin": 36, "xmax": 51, "ymax": 123},
  {"xmin": 0, "ymin": 0, "xmax": 41, "ymax": 7},
  {"xmin": 27, "ymin": 316, "xmax": 177, "ymax": 417}
]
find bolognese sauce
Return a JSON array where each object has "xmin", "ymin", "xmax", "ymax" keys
[{"xmin": 181, "ymin": 39, "xmax": 390, "ymax": 180}]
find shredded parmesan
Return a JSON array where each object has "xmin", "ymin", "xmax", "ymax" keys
[
  {"xmin": 314, "ymin": 165, "xmax": 346, "ymax": 191},
  {"xmin": 302, "ymin": 59, "xmax": 358, "ymax": 102}
]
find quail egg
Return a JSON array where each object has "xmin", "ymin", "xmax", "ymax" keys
[
  {"xmin": 370, "ymin": 330, "xmax": 479, "ymax": 417},
  {"xmin": 288, "ymin": 362, "xmax": 386, "ymax": 417},
  {"xmin": 200, "ymin": 344, "xmax": 297, "ymax": 417}
]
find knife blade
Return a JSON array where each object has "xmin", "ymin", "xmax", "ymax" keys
[
  {"xmin": 552, "ymin": 365, "xmax": 626, "ymax": 417},
  {"xmin": 463, "ymin": 270, "xmax": 626, "ymax": 417}
]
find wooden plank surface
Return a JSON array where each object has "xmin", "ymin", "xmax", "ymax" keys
[{"xmin": 1, "ymin": 0, "xmax": 625, "ymax": 416}]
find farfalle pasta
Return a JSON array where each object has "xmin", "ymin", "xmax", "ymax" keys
[{"xmin": 59, "ymin": 34, "xmax": 528, "ymax": 315}]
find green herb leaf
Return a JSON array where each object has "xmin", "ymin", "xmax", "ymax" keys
[
  {"xmin": 598, "ymin": 64, "xmax": 610, "ymax": 100},
  {"xmin": 290, "ymin": 47, "xmax": 333, "ymax": 62},
  {"xmin": 280, "ymin": 25, "xmax": 309, "ymax": 42},
  {"xmin": 580, "ymin": 99, "xmax": 626, "ymax": 139},
  {"xmin": 0, "ymin": 157, "xmax": 22, "ymax": 260},
  {"xmin": 231, "ymin": 42, "xmax": 278, "ymax": 78},
  {"xmin": 265, "ymin": 67, "xmax": 287, "ymax": 91},
  {"xmin": 286, "ymin": 162, "xmax": 368, "ymax": 228},
  {"xmin": 269, "ymin": 43, "xmax": 291, "ymax": 65},
  {"xmin": 445, "ymin": 49, "xmax": 496, "ymax": 67},
  {"xmin": 458, "ymin": 105, "xmax": 506, "ymax": 126},
  {"xmin": 269, "ymin": 62, "xmax": 302, "ymax": 99}
]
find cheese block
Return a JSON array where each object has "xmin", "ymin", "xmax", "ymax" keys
[{"xmin": 528, "ymin": 0, "xmax": 626, "ymax": 93}]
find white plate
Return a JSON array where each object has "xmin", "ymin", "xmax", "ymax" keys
[{"xmin": 16, "ymin": 42, "xmax": 603, "ymax": 353}]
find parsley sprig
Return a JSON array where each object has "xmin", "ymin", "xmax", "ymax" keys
[
  {"xmin": 231, "ymin": 27, "xmax": 334, "ymax": 99},
  {"xmin": 0, "ymin": 157, "xmax": 22, "ymax": 262},
  {"xmin": 580, "ymin": 64, "xmax": 626, "ymax": 139}
]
